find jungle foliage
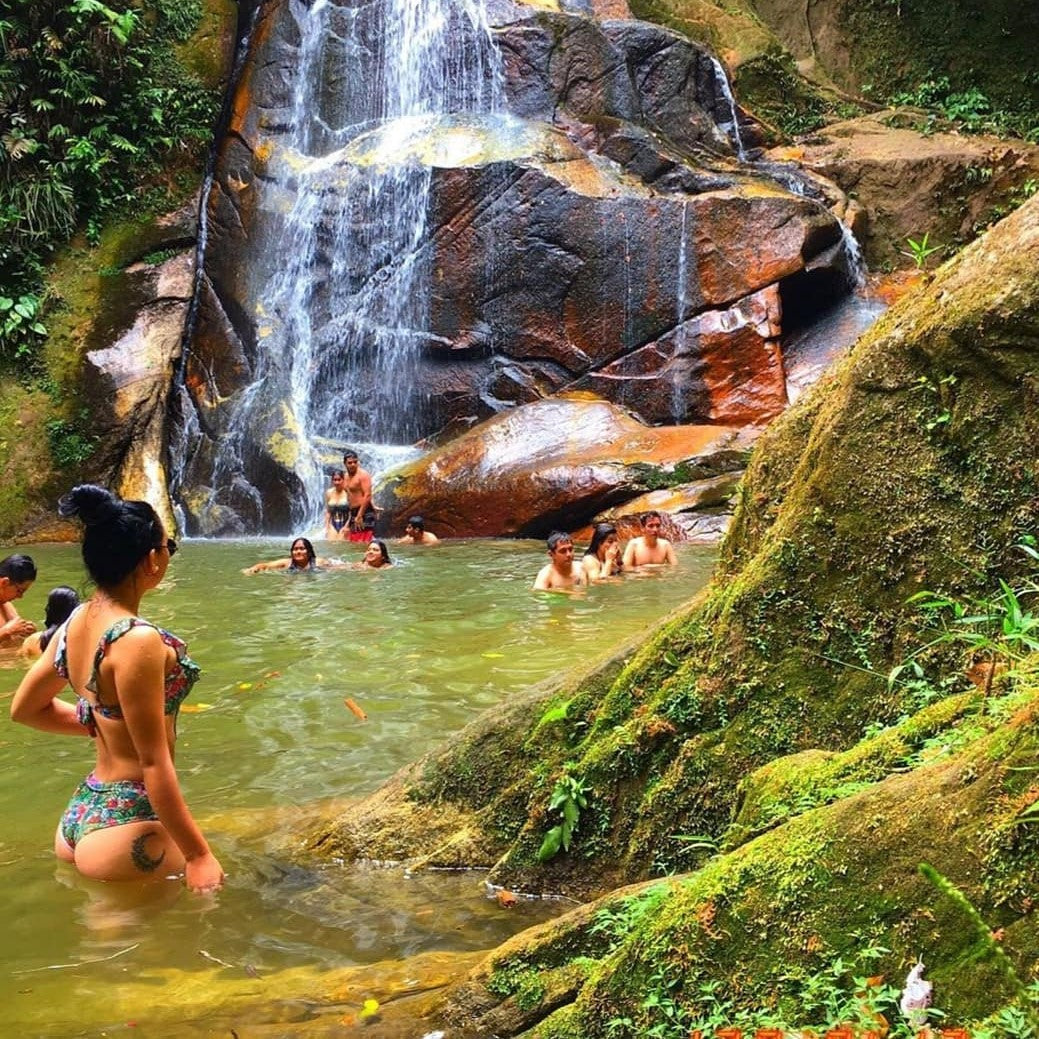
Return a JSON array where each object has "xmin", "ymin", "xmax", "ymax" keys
[{"xmin": 0, "ymin": 0, "xmax": 217, "ymax": 364}]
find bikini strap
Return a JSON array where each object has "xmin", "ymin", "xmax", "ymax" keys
[
  {"xmin": 52, "ymin": 604, "xmax": 86, "ymax": 680},
  {"xmin": 86, "ymin": 617, "xmax": 159, "ymax": 694}
]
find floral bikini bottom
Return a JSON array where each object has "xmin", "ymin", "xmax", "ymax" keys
[{"xmin": 59, "ymin": 773, "xmax": 158, "ymax": 850}]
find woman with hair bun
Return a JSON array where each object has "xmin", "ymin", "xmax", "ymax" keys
[{"xmin": 11, "ymin": 485, "xmax": 224, "ymax": 894}]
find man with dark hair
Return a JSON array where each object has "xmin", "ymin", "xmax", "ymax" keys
[
  {"xmin": 533, "ymin": 532, "xmax": 587, "ymax": 591},
  {"xmin": 396, "ymin": 516, "xmax": 439, "ymax": 545},
  {"xmin": 622, "ymin": 511, "xmax": 677, "ymax": 568},
  {"xmin": 342, "ymin": 450, "xmax": 376, "ymax": 543},
  {"xmin": 0, "ymin": 554, "xmax": 38, "ymax": 644}
]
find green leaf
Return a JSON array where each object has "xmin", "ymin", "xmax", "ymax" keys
[{"xmin": 537, "ymin": 826, "xmax": 563, "ymax": 862}]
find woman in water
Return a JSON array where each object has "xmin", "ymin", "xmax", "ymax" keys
[
  {"xmin": 241, "ymin": 537, "xmax": 333, "ymax": 574},
  {"xmin": 582, "ymin": 522, "xmax": 623, "ymax": 582},
  {"xmin": 354, "ymin": 539, "xmax": 393, "ymax": 569},
  {"xmin": 324, "ymin": 470, "xmax": 351, "ymax": 541},
  {"xmin": 11, "ymin": 485, "xmax": 223, "ymax": 893},
  {"xmin": 19, "ymin": 586, "xmax": 80, "ymax": 660}
]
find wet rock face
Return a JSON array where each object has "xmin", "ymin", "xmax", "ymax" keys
[
  {"xmin": 376, "ymin": 397, "xmax": 756, "ymax": 537},
  {"xmin": 176, "ymin": 0, "xmax": 853, "ymax": 533}
]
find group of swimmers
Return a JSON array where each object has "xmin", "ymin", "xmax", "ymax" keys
[
  {"xmin": 1, "ymin": 480, "xmax": 678, "ymax": 898},
  {"xmin": 533, "ymin": 511, "xmax": 677, "ymax": 591},
  {"xmin": 242, "ymin": 516, "xmax": 438, "ymax": 575}
]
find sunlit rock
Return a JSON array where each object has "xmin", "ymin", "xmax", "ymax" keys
[
  {"xmin": 174, "ymin": 0, "xmax": 856, "ymax": 533},
  {"xmin": 375, "ymin": 396, "xmax": 755, "ymax": 536}
]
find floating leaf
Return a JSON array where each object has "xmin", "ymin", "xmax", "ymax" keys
[
  {"xmin": 237, "ymin": 682, "xmax": 253, "ymax": 691},
  {"xmin": 343, "ymin": 698, "xmax": 367, "ymax": 721},
  {"xmin": 360, "ymin": 998, "xmax": 380, "ymax": 1019},
  {"xmin": 180, "ymin": 703, "xmax": 213, "ymax": 713},
  {"xmin": 481, "ymin": 652, "xmax": 505, "ymax": 659}
]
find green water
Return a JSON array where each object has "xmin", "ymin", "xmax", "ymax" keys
[{"xmin": 0, "ymin": 538, "xmax": 715, "ymax": 1036}]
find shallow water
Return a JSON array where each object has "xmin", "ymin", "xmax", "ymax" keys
[{"xmin": 0, "ymin": 538, "xmax": 716, "ymax": 1036}]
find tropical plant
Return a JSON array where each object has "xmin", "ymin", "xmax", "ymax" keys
[
  {"xmin": 537, "ymin": 772, "xmax": 590, "ymax": 862},
  {"xmin": 0, "ymin": 0, "xmax": 216, "ymax": 364},
  {"xmin": 901, "ymin": 232, "xmax": 943, "ymax": 268}
]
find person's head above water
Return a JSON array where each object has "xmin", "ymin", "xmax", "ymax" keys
[
  {"xmin": 364, "ymin": 539, "xmax": 392, "ymax": 568},
  {"xmin": 587, "ymin": 522, "xmax": 618, "ymax": 558},
  {"xmin": 39, "ymin": 586, "xmax": 80, "ymax": 651},
  {"xmin": 640, "ymin": 511, "xmax": 664, "ymax": 536},
  {"xmin": 0, "ymin": 554, "xmax": 37, "ymax": 603},
  {"xmin": 58, "ymin": 485, "xmax": 174, "ymax": 590},
  {"xmin": 548, "ymin": 531, "xmax": 573, "ymax": 556},
  {"xmin": 546, "ymin": 531, "xmax": 574, "ymax": 559},
  {"xmin": 290, "ymin": 537, "xmax": 317, "ymax": 568},
  {"xmin": 407, "ymin": 515, "xmax": 425, "ymax": 533}
]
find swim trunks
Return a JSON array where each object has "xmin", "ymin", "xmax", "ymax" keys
[
  {"xmin": 59, "ymin": 773, "xmax": 158, "ymax": 850},
  {"xmin": 348, "ymin": 505, "xmax": 376, "ymax": 543}
]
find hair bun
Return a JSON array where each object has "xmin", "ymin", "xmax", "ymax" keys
[{"xmin": 58, "ymin": 484, "xmax": 120, "ymax": 525}]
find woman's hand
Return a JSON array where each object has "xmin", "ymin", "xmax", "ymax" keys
[{"xmin": 185, "ymin": 851, "xmax": 225, "ymax": 894}]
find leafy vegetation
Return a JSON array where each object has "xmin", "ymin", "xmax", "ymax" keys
[
  {"xmin": 0, "ymin": 0, "xmax": 217, "ymax": 366},
  {"xmin": 901, "ymin": 232, "xmax": 943, "ymax": 269},
  {"xmin": 537, "ymin": 772, "xmax": 591, "ymax": 863}
]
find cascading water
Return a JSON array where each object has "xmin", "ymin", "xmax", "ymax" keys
[
  {"xmin": 708, "ymin": 56, "xmax": 746, "ymax": 161},
  {"xmin": 671, "ymin": 200, "xmax": 691, "ymax": 422},
  {"xmin": 204, "ymin": 0, "xmax": 504, "ymax": 528}
]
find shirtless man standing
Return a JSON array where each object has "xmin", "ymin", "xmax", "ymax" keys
[
  {"xmin": 533, "ymin": 532, "xmax": 587, "ymax": 592},
  {"xmin": 324, "ymin": 470, "xmax": 351, "ymax": 541},
  {"xmin": 343, "ymin": 450, "xmax": 376, "ymax": 543},
  {"xmin": 622, "ymin": 511, "xmax": 677, "ymax": 568}
]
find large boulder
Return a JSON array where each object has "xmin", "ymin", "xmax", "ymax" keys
[
  {"xmin": 375, "ymin": 396, "xmax": 756, "ymax": 537},
  {"xmin": 173, "ymin": 0, "xmax": 856, "ymax": 533},
  {"xmin": 305, "ymin": 189, "xmax": 1039, "ymax": 896}
]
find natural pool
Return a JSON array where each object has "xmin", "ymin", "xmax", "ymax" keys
[{"xmin": 0, "ymin": 538, "xmax": 716, "ymax": 1037}]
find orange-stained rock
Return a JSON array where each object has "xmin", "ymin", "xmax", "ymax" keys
[
  {"xmin": 174, "ymin": 0, "xmax": 855, "ymax": 534},
  {"xmin": 375, "ymin": 398, "xmax": 757, "ymax": 537}
]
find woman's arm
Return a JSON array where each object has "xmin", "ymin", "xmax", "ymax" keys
[
  {"xmin": 582, "ymin": 555, "xmax": 602, "ymax": 582},
  {"xmin": 242, "ymin": 559, "xmax": 290, "ymax": 574},
  {"xmin": 113, "ymin": 626, "xmax": 223, "ymax": 893},
  {"xmin": 10, "ymin": 636, "xmax": 87, "ymax": 736}
]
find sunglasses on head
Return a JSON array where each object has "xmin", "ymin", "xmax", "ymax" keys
[{"xmin": 158, "ymin": 538, "xmax": 177, "ymax": 556}]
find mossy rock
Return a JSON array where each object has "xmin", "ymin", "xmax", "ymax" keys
[
  {"xmin": 436, "ymin": 680, "xmax": 1039, "ymax": 1036},
  {"xmin": 306, "ymin": 194, "xmax": 1039, "ymax": 903}
]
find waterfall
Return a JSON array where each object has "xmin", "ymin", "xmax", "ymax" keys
[
  {"xmin": 758, "ymin": 163, "xmax": 866, "ymax": 288},
  {"xmin": 671, "ymin": 200, "xmax": 691, "ymax": 423},
  {"xmin": 207, "ymin": 0, "xmax": 504, "ymax": 528},
  {"xmin": 708, "ymin": 57, "xmax": 746, "ymax": 161}
]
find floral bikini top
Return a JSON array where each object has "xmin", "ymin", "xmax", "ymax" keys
[{"xmin": 54, "ymin": 612, "xmax": 201, "ymax": 737}]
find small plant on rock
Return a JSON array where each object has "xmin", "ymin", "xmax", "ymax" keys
[
  {"xmin": 902, "ymin": 232, "xmax": 943, "ymax": 268},
  {"xmin": 537, "ymin": 771, "xmax": 590, "ymax": 862}
]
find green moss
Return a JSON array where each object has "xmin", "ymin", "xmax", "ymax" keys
[{"xmin": 173, "ymin": 0, "xmax": 236, "ymax": 89}]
